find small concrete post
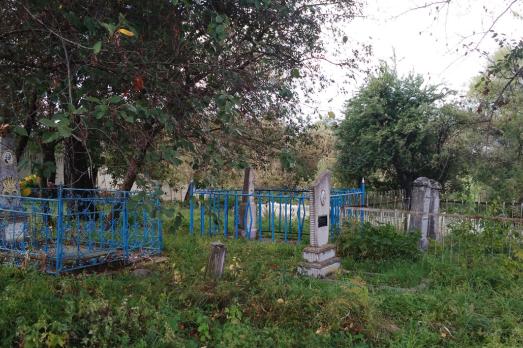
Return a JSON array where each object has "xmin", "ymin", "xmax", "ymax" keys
[
  {"xmin": 298, "ymin": 170, "xmax": 340, "ymax": 278},
  {"xmin": 206, "ymin": 242, "xmax": 227, "ymax": 280},
  {"xmin": 409, "ymin": 177, "xmax": 441, "ymax": 250},
  {"xmin": 238, "ymin": 167, "xmax": 257, "ymax": 239}
]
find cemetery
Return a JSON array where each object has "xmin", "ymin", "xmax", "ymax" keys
[{"xmin": 1, "ymin": 1, "xmax": 523, "ymax": 347}]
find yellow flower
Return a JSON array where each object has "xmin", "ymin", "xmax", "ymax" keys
[{"xmin": 21, "ymin": 187, "xmax": 32, "ymax": 197}]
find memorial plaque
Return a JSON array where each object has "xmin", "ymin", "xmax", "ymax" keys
[{"xmin": 318, "ymin": 215, "xmax": 328, "ymax": 228}]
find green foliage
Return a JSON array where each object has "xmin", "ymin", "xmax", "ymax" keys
[
  {"xmin": 335, "ymin": 64, "xmax": 470, "ymax": 193},
  {"xmin": 1, "ymin": 217, "xmax": 523, "ymax": 347},
  {"xmin": 341, "ymin": 245, "xmax": 523, "ymax": 346},
  {"xmin": 337, "ymin": 222, "xmax": 421, "ymax": 261},
  {"xmin": 1, "ymin": 0, "xmax": 365, "ymax": 190},
  {"xmin": 469, "ymin": 47, "xmax": 523, "ymax": 201},
  {"xmin": 0, "ymin": 235, "xmax": 372, "ymax": 347}
]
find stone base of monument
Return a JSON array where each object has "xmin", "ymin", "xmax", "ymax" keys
[{"xmin": 298, "ymin": 244, "xmax": 341, "ymax": 278}]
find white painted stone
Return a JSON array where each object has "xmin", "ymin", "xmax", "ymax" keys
[
  {"xmin": 298, "ymin": 258, "xmax": 340, "ymax": 278},
  {"xmin": 302, "ymin": 244, "xmax": 336, "ymax": 263},
  {"xmin": 299, "ymin": 170, "xmax": 341, "ymax": 278},
  {"xmin": 309, "ymin": 171, "xmax": 331, "ymax": 247},
  {"xmin": 239, "ymin": 167, "xmax": 257, "ymax": 239},
  {"xmin": 2, "ymin": 222, "xmax": 25, "ymax": 242},
  {"xmin": 0, "ymin": 133, "xmax": 27, "ymax": 244}
]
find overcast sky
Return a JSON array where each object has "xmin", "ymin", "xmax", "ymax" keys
[{"xmin": 308, "ymin": 0, "xmax": 523, "ymax": 119}]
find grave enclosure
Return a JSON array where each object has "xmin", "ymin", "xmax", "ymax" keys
[
  {"xmin": 189, "ymin": 169, "xmax": 366, "ymax": 245},
  {"xmin": 0, "ymin": 131, "xmax": 162, "ymax": 274}
]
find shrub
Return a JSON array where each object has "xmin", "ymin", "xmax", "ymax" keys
[{"xmin": 337, "ymin": 223, "xmax": 421, "ymax": 261}]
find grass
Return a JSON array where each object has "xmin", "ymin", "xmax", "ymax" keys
[{"xmin": 0, "ymin": 222, "xmax": 522, "ymax": 347}]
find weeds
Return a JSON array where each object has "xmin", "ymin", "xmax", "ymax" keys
[{"xmin": 1, "ymin": 222, "xmax": 522, "ymax": 347}]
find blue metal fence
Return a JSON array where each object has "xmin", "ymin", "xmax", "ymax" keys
[
  {"xmin": 189, "ymin": 181, "xmax": 365, "ymax": 243},
  {"xmin": 0, "ymin": 187, "xmax": 162, "ymax": 274}
]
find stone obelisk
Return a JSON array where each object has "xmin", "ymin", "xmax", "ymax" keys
[{"xmin": 298, "ymin": 171, "xmax": 340, "ymax": 278}]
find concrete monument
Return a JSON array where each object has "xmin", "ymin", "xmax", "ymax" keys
[
  {"xmin": 298, "ymin": 171, "xmax": 340, "ymax": 278},
  {"xmin": 409, "ymin": 177, "xmax": 441, "ymax": 250},
  {"xmin": 238, "ymin": 167, "xmax": 257, "ymax": 239}
]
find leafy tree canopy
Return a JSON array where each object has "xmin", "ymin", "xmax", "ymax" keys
[
  {"xmin": 469, "ymin": 47, "xmax": 523, "ymax": 201},
  {"xmin": 335, "ymin": 65, "xmax": 469, "ymax": 196},
  {"xmin": 0, "ymin": 0, "xmax": 364, "ymax": 190}
]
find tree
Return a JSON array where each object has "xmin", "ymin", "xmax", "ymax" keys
[
  {"xmin": 469, "ymin": 48, "xmax": 523, "ymax": 201},
  {"xmin": 0, "ymin": 0, "xmax": 365, "ymax": 191},
  {"xmin": 335, "ymin": 65, "xmax": 469, "ymax": 200}
]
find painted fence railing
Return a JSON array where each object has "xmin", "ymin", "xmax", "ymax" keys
[
  {"xmin": 0, "ymin": 187, "xmax": 162, "ymax": 274},
  {"xmin": 188, "ymin": 183, "xmax": 365, "ymax": 242},
  {"xmin": 358, "ymin": 206, "xmax": 523, "ymax": 260}
]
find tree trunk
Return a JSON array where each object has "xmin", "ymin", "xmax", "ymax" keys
[
  {"xmin": 119, "ymin": 152, "xmax": 144, "ymax": 192},
  {"xmin": 103, "ymin": 123, "xmax": 162, "ymax": 229},
  {"xmin": 64, "ymin": 136, "xmax": 96, "ymax": 190},
  {"xmin": 118, "ymin": 123, "xmax": 162, "ymax": 191},
  {"xmin": 41, "ymin": 142, "xmax": 56, "ymax": 185},
  {"xmin": 64, "ymin": 136, "xmax": 96, "ymax": 215},
  {"xmin": 15, "ymin": 90, "xmax": 39, "ymax": 162}
]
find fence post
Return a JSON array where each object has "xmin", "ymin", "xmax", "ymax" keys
[
  {"xmin": 224, "ymin": 192, "xmax": 229, "ymax": 237},
  {"xmin": 200, "ymin": 193, "xmax": 205, "ymax": 236},
  {"xmin": 123, "ymin": 191, "xmax": 129, "ymax": 259},
  {"xmin": 360, "ymin": 178, "xmax": 365, "ymax": 224},
  {"xmin": 189, "ymin": 183, "xmax": 194, "ymax": 235},
  {"xmin": 156, "ymin": 192, "xmax": 162, "ymax": 251},
  {"xmin": 55, "ymin": 185, "xmax": 64, "ymax": 274}
]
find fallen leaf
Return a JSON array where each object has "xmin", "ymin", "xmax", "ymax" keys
[{"xmin": 117, "ymin": 28, "xmax": 135, "ymax": 37}]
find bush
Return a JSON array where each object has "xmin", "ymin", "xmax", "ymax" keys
[{"xmin": 337, "ymin": 223, "xmax": 421, "ymax": 261}]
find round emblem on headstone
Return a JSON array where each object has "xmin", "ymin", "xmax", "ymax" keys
[
  {"xmin": 2, "ymin": 151, "xmax": 13, "ymax": 165},
  {"xmin": 320, "ymin": 189, "xmax": 326, "ymax": 206}
]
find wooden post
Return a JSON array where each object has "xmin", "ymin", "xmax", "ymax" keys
[{"xmin": 206, "ymin": 242, "xmax": 226, "ymax": 280}]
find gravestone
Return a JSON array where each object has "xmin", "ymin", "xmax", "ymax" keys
[
  {"xmin": 0, "ymin": 129, "xmax": 27, "ymax": 243},
  {"xmin": 238, "ymin": 167, "xmax": 257, "ymax": 239},
  {"xmin": 205, "ymin": 242, "xmax": 227, "ymax": 280},
  {"xmin": 409, "ymin": 177, "xmax": 441, "ymax": 250},
  {"xmin": 298, "ymin": 171, "xmax": 340, "ymax": 278}
]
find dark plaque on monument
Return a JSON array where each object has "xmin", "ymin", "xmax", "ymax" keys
[{"xmin": 318, "ymin": 215, "xmax": 328, "ymax": 228}]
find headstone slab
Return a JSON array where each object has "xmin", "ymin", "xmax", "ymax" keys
[
  {"xmin": 299, "ymin": 170, "xmax": 340, "ymax": 278},
  {"xmin": 0, "ymin": 133, "xmax": 26, "ymax": 243},
  {"xmin": 409, "ymin": 177, "xmax": 442, "ymax": 250},
  {"xmin": 0, "ymin": 135, "xmax": 22, "ymax": 204},
  {"xmin": 238, "ymin": 167, "xmax": 257, "ymax": 239},
  {"xmin": 309, "ymin": 170, "xmax": 331, "ymax": 247}
]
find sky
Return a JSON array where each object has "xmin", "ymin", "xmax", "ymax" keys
[{"xmin": 309, "ymin": 0, "xmax": 523, "ymax": 119}]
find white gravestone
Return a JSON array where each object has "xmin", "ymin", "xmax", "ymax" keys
[
  {"xmin": 298, "ymin": 171, "xmax": 340, "ymax": 278},
  {"xmin": 238, "ymin": 167, "xmax": 257, "ymax": 239},
  {"xmin": 0, "ymin": 133, "xmax": 27, "ymax": 243}
]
